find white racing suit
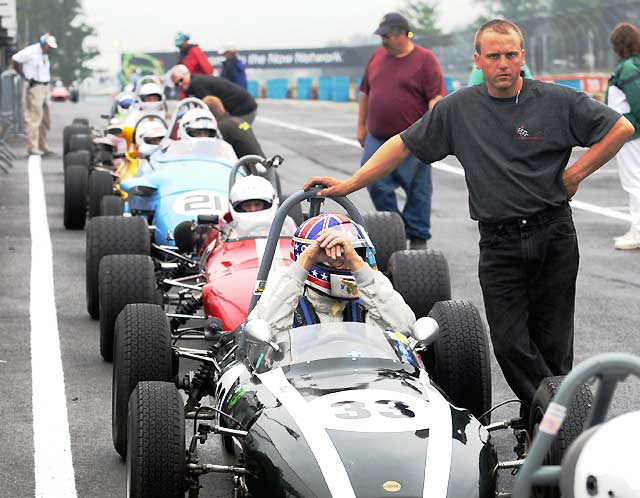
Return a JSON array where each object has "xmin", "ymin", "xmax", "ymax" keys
[{"xmin": 248, "ymin": 261, "xmax": 416, "ymax": 335}]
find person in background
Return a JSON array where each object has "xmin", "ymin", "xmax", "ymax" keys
[
  {"xmin": 358, "ymin": 13, "xmax": 445, "ymax": 249},
  {"xmin": 305, "ymin": 19, "xmax": 634, "ymax": 423},
  {"xmin": 220, "ymin": 42, "xmax": 248, "ymax": 89},
  {"xmin": 169, "ymin": 64, "xmax": 257, "ymax": 123},
  {"xmin": 175, "ymin": 32, "xmax": 213, "ymax": 75},
  {"xmin": 11, "ymin": 33, "xmax": 58, "ymax": 156},
  {"xmin": 203, "ymin": 95, "xmax": 264, "ymax": 159},
  {"xmin": 607, "ymin": 22, "xmax": 640, "ymax": 250}
]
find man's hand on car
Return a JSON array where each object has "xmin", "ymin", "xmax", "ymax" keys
[{"xmin": 303, "ymin": 176, "xmax": 353, "ymax": 197}]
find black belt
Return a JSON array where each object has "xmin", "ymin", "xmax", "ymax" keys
[
  {"xmin": 28, "ymin": 80, "xmax": 49, "ymax": 87},
  {"xmin": 479, "ymin": 203, "xmax": 571, "ymax": 232}
]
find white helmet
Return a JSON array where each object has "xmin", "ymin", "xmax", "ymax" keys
[
  {"xmin": 560, "ymin": 411, "xmax": 640, "ymax": 498},
  {"xmin": 228, "ymin": 175, "xmax": 278, "ymax": 228},
  {"xmin": 178, "ymin": 108, "xmax": 218, "ymax": 142},
  {"xmin": 135, "ymin": 120, "xmax": 167, "ymax": 158},
  {"xmin": 138, "ymin": 82, "xmax": 165, "ymax": 112},
  {"xmin": 114, "ymin": 91, "xmax": 134, "ymax": 116}
]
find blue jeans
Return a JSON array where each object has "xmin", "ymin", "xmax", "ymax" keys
[{"xmin": 361, "ymin": 133, "xmax": 432, "ymax": 240}]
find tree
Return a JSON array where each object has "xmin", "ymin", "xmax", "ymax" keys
[
  {"xmin": 16, "ymin": 0, "xmax": 99, "ymax": 84},
  {"xmin": 398, "ymin": 0, "xmax": 443, "ymax": 38}
]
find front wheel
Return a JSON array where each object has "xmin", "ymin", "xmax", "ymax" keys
[
  {"xmin": 528, "ymin": 376, "xmax": 593, "ymax": 498},
  {"xmin": 63, "ymin": 165, "xmax": 88, "ymax": 229},
  {"xmin": 127, "ymin": 381, "xmax": 186, "ymax": 498}
]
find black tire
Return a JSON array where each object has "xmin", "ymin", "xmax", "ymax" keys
[
  {"xmin": 427, "ymin": 300, "xmax": 492, "ymax": 424},
  {"xmin": 529, "ymin": 376, "xmax": 593, "ymax": 498},
  {"xmin": 63, "ymin": 149, "xmax": 91, "ymax": 170},
  {"xmin": 68, "ymin": 133, "xmax": 93, "ymax": 156},
  {"xmin": 127, "ymin": 381, "xmax": 186, "ymax": 498},
  {"xmin": 72, "ymin": 118, "xmax": 89, "ymax": 126},
  {"xmin": 63, "ymin": 124, "xmax": 90, "ymax": 156},
  {"xmin": 94, "ymin": 149, "xmax": 113, "ymax": 166},
  {"xmin": 361, "ymin": 212, "xmax": 406, "ymax": 273},
  {"xmin": 99, "ymin": 255, "xmax": 157, "ymax": 362},
  {"xmin": 88, "ymin": 170, "xmax": 114, "ymax": 218},
  {"xmin": 113, "ymin": 304, "xmax": 173, "ymax": 457},
  {"xmin": 63, "ymin": 165, "xmax": 88, "ymax": 229},
  {"xmin": 85, "ymin": 216, "xmax": 150, "ymax": 319},
  {"xmin": 389, "ymin": 249, "xmax": 451, "ymax": 318},
  {"xmin": 100, "ymin": 195, "xmax": 123, "ymax": 216}
]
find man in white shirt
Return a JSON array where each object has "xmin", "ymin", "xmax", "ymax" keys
[{"xmin": 12, "ymin": 34, "xmax": 58, "ymax": 156}]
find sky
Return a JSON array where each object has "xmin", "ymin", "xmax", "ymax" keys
[{"xmin": 81, "ymin": 0, "xmax": 486, "ymax": 70}]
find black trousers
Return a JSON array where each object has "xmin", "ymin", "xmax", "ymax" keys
[{"xmin": 478, "ymin": 204, "xmax": 579, "ymax": 408}]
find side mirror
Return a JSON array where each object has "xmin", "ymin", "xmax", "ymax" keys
[
  {"xmin": 244, "ymin": 319, "xmax": 280, "ymax": 352},
  {"xmin": 197, "ymin": 214, "xmax": 219, "ymax": 225},
  {"xmin": 412, "ymin": 317, "xmax": 439, "ymax": 346},
  {"xmin": 129, "ymin": 185, "xmax": 158, "ymax": 197}
]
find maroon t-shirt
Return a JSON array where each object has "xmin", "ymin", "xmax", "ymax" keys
[{"xmin": 360, "ymin": 45, "xmax": 446, "ymax": 139}]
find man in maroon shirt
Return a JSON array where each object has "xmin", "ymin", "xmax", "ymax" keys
[
  {"xmin": 175, "ymin": 32, "xmax": 213, "ymax": 76},
  {"xmin": 358, "ymin": 13, "xmax": 445, "ymax": 248}
]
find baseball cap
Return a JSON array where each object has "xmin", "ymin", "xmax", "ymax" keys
[
  {"xmin": 374, "ymin": 12, "xmax": 410, "ymax": 36},
  {"xmin": 43, "ymin": 34, "xmax": 58, "ymax": 48},
  {"xmin": 174, "ymin": 32, "xmax": 190, "ymax": 47},
  {"xmin": 218, "ymin": 42, "xmax": 237, "ymax": 54}
]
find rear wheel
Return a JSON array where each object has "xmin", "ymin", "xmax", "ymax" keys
[
  {"xmin": 63, "ymin": 124, "xmax": 90, "ymax": 156},
  {"xmin": 361, "ymin": 212, "xmax": 406, "ymax": 273},
  {"xmin": 88, "ymin": 170, "xmax": 114, "ymax": 218},
  {"xmin": 63, "ymin": 165, "xmax": 88, "ymax": 229},
  {"xmin": 127, "ymin": 381, "xmax": 186, "ymax": 498},
  {"xmin": 389, "ymin": 249, "xmax": 451, "ymax": 318},
  {"xmin": 63, "ymin": 150, "xmax": 91, "ymax": 170},
  {"xmin": 112, "ymin": 304, "xmax": 173, "ymax": 457},
  {"xmin": 68, "ymin": 133, "xmax": 93, "ymax": 157},
  {"xmin": 100, "ymin": 195, "xmax": 123, "ymax": 216},
  {"xmin": 85, "ymin": 216, "xmax": 150, "ymax": 318},
  {"xmin": 428, "ymin": 300, "xmax": 492, "ymax": 424},
  {"xmin": 72, "ymin": 118, "xmax": 90, "ymax": 126},
  {"xmin": 99, "ymin": 254, "xmax": 157, "ymax": 361},
  {"xmin": 529, "ymin": 376, "xmax": 593, "ymax": 498}
]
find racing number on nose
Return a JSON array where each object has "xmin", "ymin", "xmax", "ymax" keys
[
  {"xmin": 331, "ymin": 400, "xmax": 415, "ymax": 419},
  {"xmin": 183, "ymin": 194, "xmax": 222, "ymax": 212}
]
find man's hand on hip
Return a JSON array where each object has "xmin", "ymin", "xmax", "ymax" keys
[{"xmin": 357, "ymin": 123, "xmax": 367, "ymax": 147}]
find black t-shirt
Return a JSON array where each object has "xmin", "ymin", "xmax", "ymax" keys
[
  {"xmin": 217, "ymin": 114, "xmax": 265, "ymax": 159},
  {"xmin": 400, "ymin": 79, "xmax": 620, "ymax": 222},
  {"xmin": 186, "ymin": 74, "xmax": 257, "ymax": 116}
]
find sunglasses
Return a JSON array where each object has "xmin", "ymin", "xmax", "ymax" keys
[{"xmin": 175, "ymin": 77, "xmax": 184, "ymax": 86}]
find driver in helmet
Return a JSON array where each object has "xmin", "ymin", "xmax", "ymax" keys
[
  {"xmin": 178, "ymin": 108, "xmax": 218, "ymax": 141},
  {"xmin": 137, "ymin": 82, "xmax": 167, "ymax": 113},
  {"xmin": 248, "ymin": 213, "xmax": 415, "ymax": 335},
  {"xmin": 135, "ymin": 120, "xmax": 167, "ymax": 174},
  {"xmin": 222, "ymin": 175, "xmax": 297, "ymax": 240},
  {"xmin": 110, "ymin": 91, "xmax": 134, "ymax": 121}
]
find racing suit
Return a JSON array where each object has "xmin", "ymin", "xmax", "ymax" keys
[{"xmin": 248, "ymin": 262, "xmax": 416, "ymax": 336}]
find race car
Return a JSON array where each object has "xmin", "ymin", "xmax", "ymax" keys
[
  {"xmin": 50, "ymin": 80, "xmax": 69, "ymax": 101},
  {"xmin": 107, "ymin": 189, "xmax": 499, "ymax": 498}
]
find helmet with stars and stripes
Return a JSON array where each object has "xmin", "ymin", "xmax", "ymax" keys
[{"xmin": 291, "ymin": 213, "xmax": 377, "ymax": 300}]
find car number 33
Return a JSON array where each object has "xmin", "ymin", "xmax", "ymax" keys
[{"xmin": 309, "ymin": 389, "xmax": 431, "ymax": 433}]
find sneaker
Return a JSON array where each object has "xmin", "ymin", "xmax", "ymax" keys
[
  {"xmin": 614, "ymin": 228, "xmax": 640, "ymax": 250},
  {"xmin": 408, "ymin": 237, "xmax": 428, "ymax": 250},
  {"xmin": 41, "ymin": 149, "xmax": 57, "ymax": 157},
  {"xmin": 28, "ymin": 148, "xmax": 43, "ymax": 156}
]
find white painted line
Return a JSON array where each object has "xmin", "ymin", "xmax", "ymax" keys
[
  {"xmin": 257, "ymin": 117, "xmax": 632, "ymax": 223},
  {"xmin": 28, "ymin": 155, "xmax": 77, "ymax": 497}
]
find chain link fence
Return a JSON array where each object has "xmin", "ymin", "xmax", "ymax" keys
[
  {"xmin": 430, "ymin": 1, "xmax": 640, "ymax": 80},
  {"xmin": 0, "ymin": 69, "xmax": 23, "ymax": 171}
]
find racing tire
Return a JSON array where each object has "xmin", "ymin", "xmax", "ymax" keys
[
  {"xmin": 88, "ymin": 170, "xmax": 114, "ymax": 218},
  {"xmin": 85, "ymin": 216, "xmax": 150, "ymax": 319},
  {"xmin": 100, "ymin": 195, "xmax": 123, "ymax": 216},
  {"xmin": 63, "ymin": 149, "xmax": 91, "ymax": 170},
  {"xmin": 361, "ymin": 212, "xmax": 406, "ymax": 273},
  {"xmin": 428, "ymin": 300, "xmax": 492, "ymax": 424},
  {"xmin": 94, "ymin": 149, "xmax": 113, "ymax": 166},
  {"xmin": 68, "ymin": 133, "xmax": 93, "ymax": 157},
  {"xmin": 72, "ymin": 118, "xmax": 89, "ymax": 126},
  {"xmin": 127, "ymin": 381, "xmax": 186, "ymax": 498},
  {"xmin": 63, "ymin": 165, "xmax": 88, "ymax": 229},
  {"xmin": 388, "ymin": 249, "xmax": 451, "ymax": 318},
  {"xmin": 112, "ymin": 303, "xmax": 173, "ymax": 458},
  {"xmin": 63, "ymin": 123, "xmax": 90, "ymax": 156},
  {"xmin": 99, "ymin": 254, "xmax": 157, "ymax": 362},
  {"xmin": 529, "ymin": 376, "xmax": 593, "ymax": 498}
]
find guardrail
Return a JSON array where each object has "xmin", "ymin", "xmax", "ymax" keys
[{"xmin": 0, "ymin": 69, "xmax": 23, "ymax": 172}]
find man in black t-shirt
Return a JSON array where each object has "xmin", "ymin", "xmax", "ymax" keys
[
  {"xmin": 169, "ymin": 64, "xmax": 257, "ymax": 123},
  {"xmin": 304, "ymin": 20, "xmax": 634, "ymax": 416}
]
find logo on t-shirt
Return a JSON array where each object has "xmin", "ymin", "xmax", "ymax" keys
[{"xmin": 515, "ymin": 124, "xmax": 544, "ymax": 141}]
